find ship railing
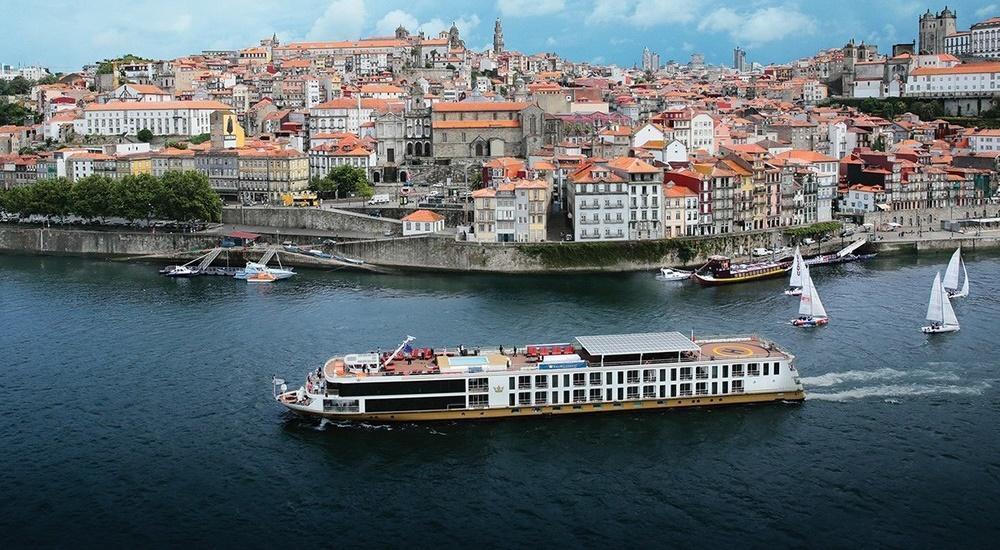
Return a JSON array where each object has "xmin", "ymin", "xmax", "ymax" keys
[
  {"xmin": 626, "ymin": 377, "xmax": 640, "ymax": 384},
  {"xmin": 679, "ymin": 390, "xmax": 693, "ymax": 397},
  {"xmin": 696, "ymin": 388, "xmax": 709, "ymax": 395},
  {"xmin": 517, "ymin": 382, "xmax": 531, "ymax": 389},
  {"xmin": 696, "ymin": 372, "xmax": 709, "ymax": 380},
  {"xmin": 469, "ymin": 383, "xmax": 489, "ymax": 392},
  {"xmin": 679, "ymin": 374, "xmax": 693, "ymax": 381}
]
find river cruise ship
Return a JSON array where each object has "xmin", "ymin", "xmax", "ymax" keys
[{"xmin": 273, "ymin": 332, "xmax": 805, "ymax": 422}]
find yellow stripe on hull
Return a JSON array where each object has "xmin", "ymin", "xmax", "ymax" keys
[{"xmin": 291, "ymin": 390, "xmax": 805, "ymax": 422}]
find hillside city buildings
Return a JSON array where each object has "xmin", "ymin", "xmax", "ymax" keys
[{"xmin": 2, "ymin": 6, "xmax": 999, "ymax": 243}]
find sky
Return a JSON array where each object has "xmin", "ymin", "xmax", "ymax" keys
[{"xmin": 2, "ymin": 0, "xmax": 995, "ymax": 72}]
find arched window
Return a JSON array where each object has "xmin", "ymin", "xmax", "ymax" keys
[
  {"xmin": 423, "ymin": 141, "xmax": 431, "ymax": 156},
  {"xmin": 475, "ymin": 142, "xmax": 484, "ymax": 156},
  {"xmin": 400, "ymin": 171, "xmax": 408, "ymax": 183},
  {"xmin": 372, "ymin": 171, "xmax": 381, "ymax": 183},
  {"xmin": 406, "ymin": 142, "xmax": 413, "ymax": 156},
  {"xmin": 414, "ymin": 142, "xmax": 423, "ymax": 156}
]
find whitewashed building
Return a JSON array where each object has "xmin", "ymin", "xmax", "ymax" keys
[{"xmin": 84, "ymin": 100, "xmax": 230, "ymax": 136}]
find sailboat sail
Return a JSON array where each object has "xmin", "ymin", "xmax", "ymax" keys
[
  {"xmin": 943, "ymin": 248, "xmax": 962, "ymax": 292},
  {"xmin": 789, "ymin": 246, "xmax": 804, "ymax": 288},
  {"xmin": 798, "ymin": 266, "xmax": 825, "ymax": 317},
  {"xmin": 809, "ymin": 276, "xmax": 827, "ymax": 318},
  {"xmin": 957, "ymin": 261, "xmax": 969, "ymax": 297},
  {"xmin": 926, "ymin": 272, "xmax": 943, "ymax": 324},
  {"xmin": 942, "ymin": 283, "xmax": 959, "ymax": 327}
]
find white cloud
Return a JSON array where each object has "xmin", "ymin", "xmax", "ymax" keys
[
  {"xmin": 587, "ymin": 0, "xmax": 701, "ymax": 27},
  {"xmin": 699, "ymin": 5, "xmax": 816, "ymax": 46},
  {"xmin": 307, "ymin": 0, "xmax": 367, "ymax": 40},
  {"xmin": 376, "ymin": 10, "xmax": 480, "ymax": 38},
  {"xmin": 497, "ymin": 0, "xmax": 566, "ymax": 17},
  {"xmin": 977, "ymin": 4, "xmax": 998, "ymax": 18},
  {"xmin": 546, "ymin": 36, "xmax": 557, "ymax": 46}
]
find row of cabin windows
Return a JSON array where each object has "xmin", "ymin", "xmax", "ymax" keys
[
  {"xmin": 506, "ymin": 381, "xmax": 746, "ymax": 406},
  {"xmin": 506, "ymin": 363, "xmax": 779, "ymax": 390}
]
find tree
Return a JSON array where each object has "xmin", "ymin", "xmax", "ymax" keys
[
  {"xmin": 71, "ymin": 175, "xmax": 115, "ymax": 222},
  {"xmin": 0, "ymin": 99, "xmax": 36, "ymax": 126},
  {"xmin": 872, "ymin": 135, "xmax": 886, "ymax": 152},
  {"xmin": 114, "ymin": 173, "xmax": 162, "ymax": 223},
  {"xmin": 157, "ymin": 171, "xmax": 222, "ymax": 222},
  {"xmin": 189, "ymin": 133, "xmax": 210, "ymax": 145},
  {"xmin": 31, "ymin": 178, "xmax": 73, "ymax": 222},
  {"xmin": 326, "ymin": 165, "xmax": 372, "ymax": 199},
  {"xmin": 137, "ymin": 128, "xmax": 154, "ymax": 143}
]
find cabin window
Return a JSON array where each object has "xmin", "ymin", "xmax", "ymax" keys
[
  {"xmin": 518, "ymin": 392, "xmax": 531, "ymax": 406},
  {"xmin": 590, "ymin": 388, "xmax": 602, "ymax": 402},
  {"xmin": 696, "ymin": 366, "xmax": 709, "ymax": 379},
  {"xmin": 617, "ymin": 388, "xmax": 624, "ymax": 401},
  {"xmin": 573, "ymin": 373, "xmax": 586, "ymax": 387},
  {"xmin": 573, "ymin": 389, "xmax": 586, "ymax": 403},
  {"xmin": 764, "ymin": 363, "xmax": 770, "ymax": 376},
  {"xmin": 671, "ymin": 368, "xmax": 677, "ymax": 381},
  {"xmin": 696, "ymin": 383, "xmax": 708, "ymax": 395},
  {"xmin": 712, "ymin": 382, "xmax": 718, "ymax": 394},
  {"xmin": 509, "ymin": 394, "xmax": 515, "ymax": 406},
  {"xmin": 366, "ymin": 395, "xmax": 465, "ymax": 412},
  {"xmin": 680, "ymin": 383, "xmax": 692, "ymax": 397},
  {"xmin": 643, "ymin": 385, "xmax": 656, "ymax": 398},
  {"xmin": 659, "ymin": 385, "xmax": 666, "ymax": 398},
  {"xmin": 618, "ymin": 372, "xmax": 624, "ymax": 384},
  {"xmin": 563, "ymin": 374, "xmax": 570, "ymax": 387},
  {"xmin": 732, "ymin": 380, "xmax": 744, "ymax": 393},
  {"xmin": 606, "ymin": 372, "xmax": 613, "ymax": 384},
  {"xmin": 671, "ymin": 385, "xmax": 677, "ymax": 397},
  {"xmin": 564, "ymin": 390, "xmax": 570, "ymax": 403},
  {"xmin": 627, "ymin": 370, "xmax": 639, "ymax": 384},
  {"xmin": 552, "ymin": 375, "xmax": 559, "ymax": 388},
  {"xmin": 590, "ymin": 372, "xmax": 602, "ymax": 386},
  {"xmin": 680, "ymin": 367, "xmax": 692, "ymax": 381},
  {"xmin": 535, "ymin": 375, "xmax": 548, "ymax": 388},
  {"xmin": 723, "ymin": 365, "xmax": 729, "ymax": 378},
  {"xmin": 606, "ymin": 388, "xmax": 613, "ymax": 401},
  {"xmin": 774, "ymin": 363, "xmax": 780, "ymax": 375},
  {"xmin": 508, "ymin": 377, "xmax": 515, "ymax": 390},
  {"xmin": 469, "ymin": 394, "xmax": 489, "ymax": 408},
  {"xmin": 469, "ymin": 378, "xmax": 488, "ymax": 392},
  {"xmin": 659, "ymin": 369, "xmax": 666, "ymax": 381},
  {"xmin": 643, "ymin": 369, "xmax": 656, "ymax": 383},
  {"xmin": 712, "ymin": 365, "xmax": 718, "ymax": 378},
  {"xmin": 551, "ymin": 391, "xmax": 559, "ymax": 404},
  {"xmin": 518, "ymin": 375, "xmax": 531, "ymax": 389},
  {"xmin": 732, "ymin": 364, "xmax": 744, "ymax": 377},
  {"xmin": 722, "ymin": 381, "xmax": 729, "ymax": 394},
  {"xmin": 627, "ymin": 387, "xmax": 639, "ymax": 400},
  {"xmin": 748, "ymin": 363, "xmax": 760, "ymax": 376},
  {"xmin": 534, "ymin": 391, "xmax": 547, "ymax": 405}
]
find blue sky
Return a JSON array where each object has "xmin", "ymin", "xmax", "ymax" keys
[{"xmin": 3, "ymin": 0, "xmax": 995, "ymax": 72}]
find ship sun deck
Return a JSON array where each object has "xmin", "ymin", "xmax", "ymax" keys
[{"xmin": 322, "ymin": 333, "xmax": 789, "ymax": 380}]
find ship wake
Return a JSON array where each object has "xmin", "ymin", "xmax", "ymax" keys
[
  {"xmin": 802, "ymin": 367, "xmax": 960, "ymax": 387},
  {"xmin": 806, "ymin": 382, "xmax": 991, "ymax": 402}
]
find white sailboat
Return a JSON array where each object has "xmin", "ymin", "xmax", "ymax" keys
[
  {"xmin": 922, "ymin": 272, "xmax": 960, "ymax": 334},
  {"xmin": 784, "ymin": 246, "xmax": 805, "ymax": 296},
  {"xmin": 791, "ymin": 265, "xmax": 829, "ymax": 327},
  {"xmin": 942, "ymin": 247, "xmax": 969, "ymax": 298}
]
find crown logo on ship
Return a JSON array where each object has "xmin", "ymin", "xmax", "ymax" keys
[{"xmin": 493, "ymin": 385, "xmax": 504, "ymax": 393}]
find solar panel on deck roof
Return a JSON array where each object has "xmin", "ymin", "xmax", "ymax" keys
[{"xmin": 575, "ymin": 332, "xmax": 700, "ymax": 356}]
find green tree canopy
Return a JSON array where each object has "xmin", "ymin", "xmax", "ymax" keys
[
  {"xmin": 71, "ymin": 175, "xmax": 115, "ymax": 221},
  {"xmin": 158, "ymin": 171, "xmax": 222, "ymax": 222},
  {"xmin": 311, "ymin": 165, "xmax": 373, "ymax": 199},
  {"xmin": 31, "ymin": 178, "xmax": 73, "ymax": 221},
  {"xmin": 137, "ymin": 128, "xmax": 154, "ymax": 143}
]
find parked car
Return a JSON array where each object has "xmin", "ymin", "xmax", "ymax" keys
[
  {"xmin": 751, "ymin": 247, "xmax": 773, "ymax": 257},
  {"xmin": 803, "ymin": 238, "xmax": 815, "ymax": 245}
]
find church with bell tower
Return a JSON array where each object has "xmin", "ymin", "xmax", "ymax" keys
[{"xmin": 493, "ymin": 18, "xmax": 504, "ymax": 55}]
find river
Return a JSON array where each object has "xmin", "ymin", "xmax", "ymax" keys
[{"xmin": 1, "ymin": 252, "xmax": 998, "ymax": 547}]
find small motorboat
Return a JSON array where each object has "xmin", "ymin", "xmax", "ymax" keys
[
  {"xmin": 307, "ymin": 249, "xmax": 332, "ymax": 259},
  {"xmin": 165, "ymin": 265, "xmax": 198, "ymax": 278},
  {"xmin": 246, "ymin": 272, "xmax": 277, "ymax": 283},
  {"xmin": 659, "ymin": 267, "xmax": 691, "ymax": 281},
  {"xmin": 234, "ymin": 262, "xmax": 295, "ymax": 280}
]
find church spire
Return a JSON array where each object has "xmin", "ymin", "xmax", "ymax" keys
[{"xmin": 493, "ymin": 18, "xmax": 504, "ymax": 55}]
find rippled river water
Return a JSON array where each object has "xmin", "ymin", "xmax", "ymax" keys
[{"xmin": 2, "ymin": 252, "xmax": 999, "ymax": 547}]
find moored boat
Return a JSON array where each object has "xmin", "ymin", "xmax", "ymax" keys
[
  {"xmin": 692, "ymin": 255, "xmax": 789, "ymax": 286},
  {"xmin": 165, "ymin": 265, "xmax": 198, "ymax": 278},
  {"xmin": 234, "ymin": 261, "xmax": 295, "ymax": 280},
  {"xmin": 659, "ymin": 267, "xmax": 692, "ymax": 281},
  {"xmin": 273, "ymin": 332, "xmax": 805, "ymax": 422},
  {"xmin": 247, "ymin": 271, "xmax": 277, "ymax": 283}
]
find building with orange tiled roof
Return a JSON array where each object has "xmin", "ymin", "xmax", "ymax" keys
[
  {"xmin": 472, "ymin": 178, "xmax": 549, "ymax": 243},
  {"xmin": 401, "ymin": 209, "xmax": 446, "ymax": 236},
  {"xmin": 84, "ymin": 100, "xmax": 232, "ymax": 137},
  {"xmin": 431, "ymin": 101, "xmax": 543, "ymax": 160}
]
